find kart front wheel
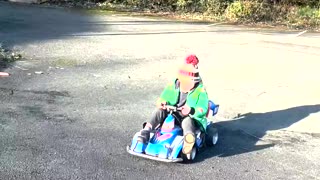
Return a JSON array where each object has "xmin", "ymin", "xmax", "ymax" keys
[
  {"xmin": 206, "ymin": 126, "xmax": 218, "ymax": 147},
  {"xmin": 182, "ymin": 146, "xmax": 197, "ymax": 163}
]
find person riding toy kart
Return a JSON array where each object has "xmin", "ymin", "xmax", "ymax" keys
[{"xmin": 137, "ymin": 54, "xmax": 210, "ymax": 158}]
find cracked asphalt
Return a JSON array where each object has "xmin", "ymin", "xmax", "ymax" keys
[{"xmin": 1, "ymin": 1, "xmax": 320, "ymax": 180}]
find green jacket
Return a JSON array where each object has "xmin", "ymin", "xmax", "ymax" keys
[{"xmin": 158, "ymin": 79, "xmax": 209, "ymax": 131}]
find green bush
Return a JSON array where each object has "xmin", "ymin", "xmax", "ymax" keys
[
  {"xmin": 224, "ymin": 0, "xmax": 276, "ymax": 22},
  {"xmin": 175, "ymin": 0, "xmax": 230, "ymax": 14},
  {"xmin": 125, "ymin": 0, "xmax": 177, "ymax": 11},
  {"xmin": 204, "ymin": 0, "xmax": 231, "ymax": 15},
  {"xmin": 0, "ymin": 43, "xmax": 22, "ymax": 63},
  {"xmin": 225, "ymin": 1, "xmax": 256, "ymax": 21},
  {"xmin": 287, "ymin": 6, "xmax": 320, "ymax": 27},
  {"xmin": 278, "ymin": 0, "xmax": 320, "ymax": 8},
  {"xmin": 176, "ymin": 0, "xmax": 200, "ymax": 12},
  {"xmin": 125, "ymin": 0, "xmax": 144, "ymax": 8},
  {"xmin": 297, "ymin": 6, "xmax": 320, "ymax": 18}
]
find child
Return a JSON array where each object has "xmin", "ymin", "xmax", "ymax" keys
[{"xmin": 138, "ymin": 54, "xmax": 209, "ymax": 156}]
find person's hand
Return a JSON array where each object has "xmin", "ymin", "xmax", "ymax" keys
[
  {"xmin": 181, "ymin": 105, "xmax": 191, "ymax": 116},
  {"xmin": 157, "ymin": 100, "xmax": 167, "ymax": 110}
]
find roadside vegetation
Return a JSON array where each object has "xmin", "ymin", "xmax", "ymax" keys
[
  {"xmin": 0, "ymin": 43, "xmax": 22, "ymax": 68},
  {"xmin": 33, "ymin": 0, "xmax": 320, "ymax": 30}
]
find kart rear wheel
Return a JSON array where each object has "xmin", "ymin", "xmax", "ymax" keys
[
  {"xmin": 206, "ymin": 125, "xmax": 218, "ymax": 147},
  {"xmin": 182, "ymin": 146, "xmax": 197, "ymax": 163}
]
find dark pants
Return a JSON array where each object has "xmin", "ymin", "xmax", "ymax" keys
[{"xmin": 149, "ymin": 109, "xmax": 197, "ymax": 136}]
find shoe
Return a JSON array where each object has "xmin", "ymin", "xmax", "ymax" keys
[
  {"xmin": 137, "ymin": 129, "xmax": 150, "ymax": 144},
  {"xmin": 182, "ymin": 133, "xmax": 195, "ymax": 155}
]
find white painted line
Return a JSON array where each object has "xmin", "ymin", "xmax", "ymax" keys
[
  {"xmin": 294, "ymin": 30, "xmax": 308, "ymax": 37},
  {"xmin": 207, "ymin": 22, "xmax": 226, "ymax": 27},
  {"xmin": 14, "ymin": 65, "xmax": 28, "ymax": 71}
]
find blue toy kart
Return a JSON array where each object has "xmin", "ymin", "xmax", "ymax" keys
[{"xmin": 126, "ymin": 100, "xmax": 219, "ymax": 163}]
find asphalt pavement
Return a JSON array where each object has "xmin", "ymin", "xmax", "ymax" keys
[{"xmin": 1, "ymin": 1, "xmax": 320, "ymax": 180}]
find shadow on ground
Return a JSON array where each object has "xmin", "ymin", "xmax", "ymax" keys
[
  {"xmin": 0, "ymin": 60, "xmax": 11, "ymax": 72},
  {"xmin": 0, "ymin": 1, "xmax": 211, "ymax": 45},
  {"xmin": 193, "ymin": 104, "xmax": 320, "ymax": 163},
  {"xmin": 0, "ymin": 1, "xmax": 112, "ymax": 72},
  {"xmin": 0, "ymin": 1, "xmax": 265, "ymax": 46},
  {"xmin": 0, "ymin": 1, "xmax": 108, "ymax": 47}
]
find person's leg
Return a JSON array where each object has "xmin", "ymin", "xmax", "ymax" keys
[
  {"xmin": 137, "ymin": 109, "xmax": 168, "ymax": 143},
  {"xmin": 181, "ymin": 117, "xmax": 197, "ymax": 155},
  {"xmin": 148, "ymin": 109, "xmax": 168, "ymax": 129}
]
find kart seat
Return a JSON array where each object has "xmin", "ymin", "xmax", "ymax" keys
[{"xmin": 206, "ymin": 100, "xmax": 219, "ymax": 118}]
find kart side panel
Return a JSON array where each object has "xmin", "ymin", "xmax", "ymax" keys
[
  {"xmin": 130, "ymin": 133, "xmax": 147, "ymax": 153},
  {"xmin": 145, "ymin": 143, "xmax": 162, "ymax": 156},
  {"xmin": 209, "ymin": 100, "xmax": 219, "ymax": 116},
  {"xmin": 168, "ymin": 135, "xmax": 184, "ymax": 159},
  {"xmin": 127, "ymin": 146, "xmax": 183, "ymax": 163},
  {"xmin": 145, "ymin": 129, "xmax": 181, "ymax": 157}
]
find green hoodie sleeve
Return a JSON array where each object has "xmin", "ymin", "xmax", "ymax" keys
[
  {"xmin": 158, "ymin": 79, "xmax": 177, "ymax": 106},
  {"xmin": 191, "ymin": 89, "xmax": 209, "ymax": 120}
]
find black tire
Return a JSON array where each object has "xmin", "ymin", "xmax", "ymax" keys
[
  {"xmin": 206, "ymin": 125, "xmax": 218, "ymax": 147},
  {"xmin": 181, "ymin": 146, "xmax": 197, "ymax": 163}
]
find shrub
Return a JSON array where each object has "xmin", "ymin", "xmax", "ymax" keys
[
  {"xmin": 0, "ymin": 43, "xmax": 22, "ymax": 63},
  {"xmin": 203, "ymin": 0, "xmax": 231, "ymax": 15},
  {"xmin": 297, "ymin": 6, "xmax": 320, "ymax": 18},
  {"xmin": 124, "ymin": 0, "xmax": 177, "ymax": 11},
  {"xmin": 287, "ymin": 6, "xmax": 320, "ymax": 27},
  {"xmin": 175, "ymin": 0, "xmax": 230, "ymax": 14},
  {"xmin": 224, "ymin": 1, "xmax": 256, "ymax": 21},
  {"xmin": 224, "ymin": 0, "xmax": 276, "ymax": 22},
  {"xmin": 278, "ymin": 0, "xmax": 320, "ymax": 8},
  {"xmin": 176, "ymin": 0, "xmax": 200, "ymax": 12}
]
